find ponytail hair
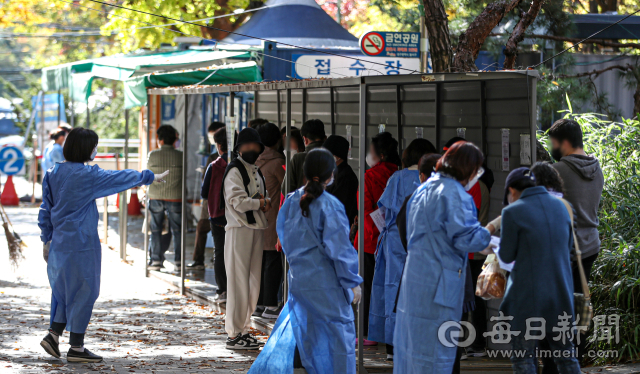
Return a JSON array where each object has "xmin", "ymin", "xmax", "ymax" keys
[{"xmin": 300, "ymin": 148, "xmax": 336, "ymax": 217}]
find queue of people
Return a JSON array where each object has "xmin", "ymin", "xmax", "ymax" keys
[{"xmin": 37, "ymin": 116, "xmax": 603, "ymax": 373}]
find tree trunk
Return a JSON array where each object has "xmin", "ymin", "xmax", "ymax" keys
[
  {"xmin": 200, "ymin": 0, "xmax": 263, "ymax": 40},
  {"xmin": 452, "ymin": 0, "xmax": 523, "ymax": 72},
  {"xmin": 420, "ymin": 0, "xmax": 453, "ymax": 73},
  {"xmin": 503, "ymin": 0, "xmax": 546, "ymax": 69},
  {"xmin": 634, "ymin": 86, "xmax": 640, "ymax": 120}
]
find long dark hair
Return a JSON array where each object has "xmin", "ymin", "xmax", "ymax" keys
[
  {"xmin": 531, "ymin": 161, "xmax": 564, "ymax": 194},
  {"xmin": 300, "ymin": 148, "xmax": 335, "ymax": 217},
  {"xmin": 371, "ymin": 132, "xmax": 401, "ymax": 167}
]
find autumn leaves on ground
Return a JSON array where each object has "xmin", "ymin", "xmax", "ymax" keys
[{"xmin": 0, "ymin": 206, "xmax": 263, "ymax": 373}]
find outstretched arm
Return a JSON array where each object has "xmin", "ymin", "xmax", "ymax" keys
[{"xmin": 91, "ymin": 167, "xmax": 155, "ymax": 200}]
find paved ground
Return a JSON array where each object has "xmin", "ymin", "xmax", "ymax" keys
[{"xmin": 0, "ymin": 206, "xmax": 263, "ymax": 373}]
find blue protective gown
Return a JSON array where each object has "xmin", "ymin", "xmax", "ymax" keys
[
  {"xmin": 38, "ymin": 162, "xmax": 155, "ymax": 333},
  {"xmin": 249, "ymin": 188, "xmax": 363, "ymax": 374},
  {"xmin": 368, "ymin": 168, "xmax": 420, "ymax": 345},
  {"xmin": 393, "ymin": 173, "xmax": 491, "ymax": 374}
]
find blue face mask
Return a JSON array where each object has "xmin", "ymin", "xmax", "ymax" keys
[{"xmin": 90, "ymin": 148, "xmax": 98, "ymax": 161}]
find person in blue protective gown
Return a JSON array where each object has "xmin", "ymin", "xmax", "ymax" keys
[
  {"xmin": 393, "ymin": 141, "xmax": 497, "ymax": 374},
  {"xmin": 368, "ymin": 138, "xmax": 437, "ymax": 360},
  {"xmin": 42, "ymin": 128, "xmax": 67, "ymax": 172},
  {"xmin": 38, "ymin": 128, "xmax": 169, "ymax": 363},
  {"xmin": 248, "ymin": 148, "xmax": 363, "ymax": 374}
]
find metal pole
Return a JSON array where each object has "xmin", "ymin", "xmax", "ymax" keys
[
  {"xmin": 120, "ymin": 109, "xmax": 130, "ymax": 261},
  {"xmin": 40, "ymin": 93, "xmax": 45, "ymax": 183},
  {"xmin": 420, "ymin": 9, "xmax": 429, "ymax": 73},
  {"xmin": 103, "ymin": 196, "xmax": 108, "ymax": 243},
  {"xmin": 57, "ymin": 89, "xmax": 61, "ymax": 128},
  {"xmin": 180, "ymin": 95, "xmax": 188, "ymax": 295},
  {"xmin": 357, "ymin": 81, "xmax": 367, "ymax": 374},
  {"xmin": 283, "ymin": 89, "xmax": 292, "ymax": 302},
  {"xmin": 86, "ymin": 106, "xmax": 90, "ymax": 129},
  {"xmin": 144, "ymin": 97, "xmax": 151, "ymax": 277}
]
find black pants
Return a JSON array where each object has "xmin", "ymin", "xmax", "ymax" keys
[
  {"xmin": 192, "ymin": 219, "xmax": 211, "ymax": 263},
  {"xmin": 210, "ymin": 222, "xmax": 227, "ymax": 294},
  {"xmin": 541, "ymin": 252, "xmax": 599, "ymax": 374},
  {"xmin": 257, "ymin": 251, "xmax": 283, "ymax": 308},
  {"xmin": 468, "ymin": 259, "xmax": 487, "ymax": 350},
  {"xmin": 362, "ymin": 252, "xmax": 375, "ymax": 336},
  {"xmin": 50, "ymin": 321, "xmax": 84, "ymax": 347},
  {"xmin": 452, "ymin": 311, "xmax": 466, "ymax": 374}
]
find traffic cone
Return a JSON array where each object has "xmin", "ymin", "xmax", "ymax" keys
[
  {"xmin": 1, "ymin": 176, "xmax": 20, "ymax": 206},
  {"xmin": 128, "ymin": 187, "xmax": 142, "ymax": 216}
]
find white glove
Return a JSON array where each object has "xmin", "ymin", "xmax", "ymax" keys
[
  {"xmin": 351, "ymin": 285, "xmax": 362, "ymax": 305},
  {"xmin": 487, "ymin": 216, "xmax": 502, "ymax": 233},
  {"xmin": 479, "ymin": 242, "xmax": 497, "ymax": 256},
  {"xmin": 43, "ymin": 241, "xmax": 51, "ymax": 263},
  {"xmin": 154, "ymin": 170, "xmax": 170, "ymax": 183}
]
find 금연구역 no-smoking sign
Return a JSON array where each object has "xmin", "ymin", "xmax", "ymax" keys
[
  {"xmin": 360, "ymin": 32, "xmax": 386, "ymax": 56},
  {"xmin": 359, "ymin": 31, "xmax": 420, "ymax": 58}
]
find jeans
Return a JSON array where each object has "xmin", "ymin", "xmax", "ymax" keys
[
  {"xmin": 149, "ymin": 200, "xmax": 182, "ymax": 264},
  {"xmin": 510, "ymin": 334, "xmax": 581, "ymax": 374},
  {"xmin": 210, "ymin": 222, "xmax": 227, "ymax": 294}
]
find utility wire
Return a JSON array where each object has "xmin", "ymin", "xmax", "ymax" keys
[
  {"xmin": 529, "ymin": 9, "xmax": 640, "ymax": 69},
  {"xmin": 0, "ymin": 6, "xmax": 269, "ymax": 38},
  {"xmin": 56, "ymin": 0, "xmax": 354, "ymax": 78},
  {"xmin": 85, "ymin": 0, "xmax": 421, "ymax": 74}
]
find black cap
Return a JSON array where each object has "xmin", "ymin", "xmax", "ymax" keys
[
  {"xmin": 504, "ymin": 167, "xmax": 536, "ymax": 205},
  {"xmin": 323, "ymin": 135, "xmax": 349, "ymax": 161},
  {"xmin": 300, "ymin": 119, "xmax": 326, "ymax": 140},
  {"xmin": 234, "ymin": 127, "xmax": 265, "ymax": 154}
]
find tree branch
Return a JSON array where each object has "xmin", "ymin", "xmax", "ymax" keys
[
  {"xmin": 452, "ymin": 0, "xmax": 524, "ymax": 72},
  {"xmin": 490, "ymin": 33, "xmax": 640, "ymax": 49},
  {"xmin": 420, "ymin": 0, "xmax": 453, "ymax": 72},
  {"xmin": 554, "ymin": 64, "xmax": 633, "ymax": 79},
  {"xmin": 503, "ymin": 0, "xmax": 546, "ymax": 69}
]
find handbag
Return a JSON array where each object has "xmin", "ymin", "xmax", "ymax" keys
[{"xmin": 559, "ymin": 198, "xmax": 593, "ymax": 332}]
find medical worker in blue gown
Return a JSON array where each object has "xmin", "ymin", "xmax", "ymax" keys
[
  {"xmin": 38, "ymin": 128, "xmax": 169, "ymax": 363},
  {"xmin": 248, "ymin": 148, "xmax": 363, "ymax": 374},
  {"xmin": 368, "ymin": 138, "xmax": 437, "ymax": 360},
  {"xmin": 394, "ymin": 141, "xmax": 496, "ymax": 374}
]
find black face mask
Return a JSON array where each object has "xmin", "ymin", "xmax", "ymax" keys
[
  {"xmin": 551, "ymin": 147, "xmax": 563, "ymax": 162},
  {"xmin": 241, "ymin": 151, "xmax": 260, "ymax": 164}
]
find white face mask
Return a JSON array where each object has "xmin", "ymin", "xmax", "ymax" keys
[
  {"xmin": 208, "ymin": 134, "xmax": 215, "ymax": 145},
  {"xmin": 365, "ymin": 153, "xmax": 378, "ymax": 168},
  {"xmin": 90, "ymin": 147, "xmax": 98, "ymax": 161},
  {"xmin": 464, "ymin": 167, "xmax": 485, "ymax": 191},
  {"xmin": 284, "ymin": 149, "xmax": 297, "ymax": 158},
  {"xmin": 326, "ymin": 175, "xmax": 334, "ymax": 187}
]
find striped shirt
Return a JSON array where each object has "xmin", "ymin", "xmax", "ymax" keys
[{"xmin": 147, "ymin": 145, "xmax": 183, "ymax": 200}]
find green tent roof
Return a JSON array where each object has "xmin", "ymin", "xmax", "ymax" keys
[
  {"xmin": 124, "ymin": 61, "xmax": 262, "ymax": 109},
  {"xmin": 41, "ymin": 48, "xmax": 257, "ymax": 104}
]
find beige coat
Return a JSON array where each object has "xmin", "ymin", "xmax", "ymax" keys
[
  {"xmin": 256, "ymin": 147, "xmax": 286, "ymax": 251},
  {"xmin": 223, "ymin": 157, "xmax": 269, "ymax": 230}
]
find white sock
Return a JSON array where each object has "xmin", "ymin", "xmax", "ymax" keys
[{"xmin": 70, "ymin": 346, "xmax": 85, "ymax": 352}]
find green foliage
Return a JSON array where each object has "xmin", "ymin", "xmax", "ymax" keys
[{"xmin": 538, "ymin": 103, "xmax": 640, "ymax": 364}]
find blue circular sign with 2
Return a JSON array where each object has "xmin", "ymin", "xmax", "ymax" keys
[{"xmin": 0, "ymin": 146, "xmax": 25, "ymax": 175}]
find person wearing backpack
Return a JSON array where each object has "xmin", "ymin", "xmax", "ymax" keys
[
  {"xmin": 221, "ymin": 127, "xmax": 271, "ymax": 350},
  {"xmin": 200, "ymin": 127, "xmax": 229, "ymax": 303}
]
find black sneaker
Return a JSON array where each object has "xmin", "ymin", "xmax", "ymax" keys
[
  {"xmin": 40, "ymin": 333, "xmax": 60, "ymax": 358},
  {"xmin": 186, "ymin": 261, "xmax": 205, "ymax": 270},
  {"xmin": 243, "ymin": 333, "xmax": 264, "ymax": 346},
  {"xmin": 226, "ymin": 335, "xmax": 260, "ymax": 350},
  {"xmin": 66, "ymin": 348, "xmax": 103, "ymax": 363}
]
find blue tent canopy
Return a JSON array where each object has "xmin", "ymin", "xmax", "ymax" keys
[{"xmin": 220, "ymin": 0, "xmax": 359, "ymax": 48}]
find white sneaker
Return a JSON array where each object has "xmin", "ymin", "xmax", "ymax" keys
[
  {"xmin": 261, "ymin": 307, "xmax": 280, "ymax": 319},
  {"xmin": 214, "ymin": 292, "xmax": 227, "ymax": 304}
]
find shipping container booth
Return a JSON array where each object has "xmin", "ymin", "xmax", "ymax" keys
[{"xmin": 146, "ymin": 71, "xmax": 539, "ymax": 371}]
